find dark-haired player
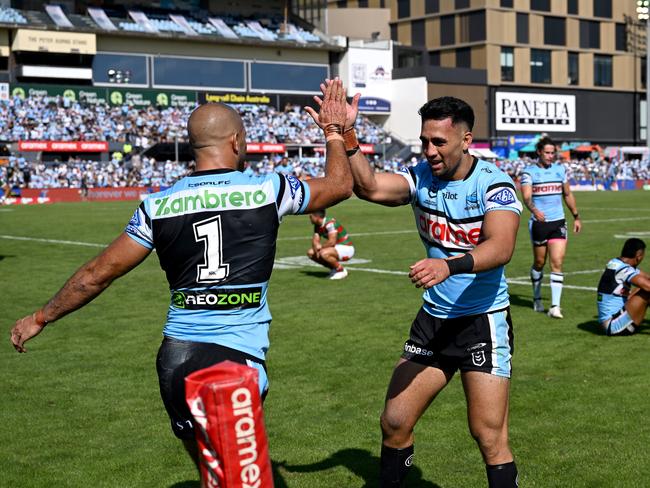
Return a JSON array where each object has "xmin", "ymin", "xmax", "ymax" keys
[
  {"xmin": 11, "ymin": 79, "xmax": 352, "ymax": 483},
  {"xmin": 307, "ymin": 209, "xmax": 354, "ymax": 279},
  {"xmin": 520, "ymin": 137, "xmax": 582, "ymax": 318},
  {"xmin": 597, "ymin": 238, "xmax": 650, "ymax": 335},
  {"xmin": 310, "ymin": 88, "xmax": 521, "ymax": 487}
]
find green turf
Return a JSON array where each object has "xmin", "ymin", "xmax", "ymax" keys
[{"xmin": 1, "ymin": 191, "xmax": 649, "ymax": 487}]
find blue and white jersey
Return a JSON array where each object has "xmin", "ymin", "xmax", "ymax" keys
[
  {"xmin": 125, "ymin": 168, "xmax": 310, "ymax": 360},
  {"xmin": 399, "ymin": 158, "xmax": 522, "ymax": 318},
  {"xmin": 597, "ymin": 258, "xmax": 640, "ymax": 322},
  {"xmin": 519, "ymin": 163, "xmax": 567, "ymax": 222}
]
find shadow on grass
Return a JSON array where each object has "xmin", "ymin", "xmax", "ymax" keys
[
  {"xmin": 507, "ymin": 292, "xmax": 534, "ymax": 310},
  {"xmin": 300, "ymin": 270, "xmax": 330, "ymax": 279},
  {"xmin": 279, "ymin": 448, "xmax": 442, "ymax": 488},
  {"xmin": 168, "ymin": 461, "xmax": 290, "ymax": 488}
]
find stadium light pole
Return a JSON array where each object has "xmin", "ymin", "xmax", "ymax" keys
[{"xmin": 638, "ymin": 1, "xmax": 650, "ymax": 159}]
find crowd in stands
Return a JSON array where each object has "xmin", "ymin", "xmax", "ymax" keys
[
  {"xmin": 3, "ymin": 153, "xmax": 649, "ymax": 193},
  {"xmin": 0, "ymin": 95, "xmax": 385, "ymax": 146}
]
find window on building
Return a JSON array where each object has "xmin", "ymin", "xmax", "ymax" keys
[
  {"xmin": 580, "ymin": 20, "xmax": 600, "ymax": 49},
  {"xmin": 397, "ymin": 49, "xmax": 422, "ymax": 68},
  {"xmin": 594, "ymin": 54, "xmax": 612, "ymax": 86},
  {"xmin": 456, "ymin": 47, "xmax": 471, "ymax": 68},
  {"xmin": 412, "ymin": 19, "xmax": 425, "ymax": 46},
  {"xmin": 500, "ymin": 0, "xmax": 513, "ymax": 7},
  {"xmin": 593, "ymin": 0, "xmax": 612, "ymax": 18},
  {"xmin": 530, "ymin": 49, "xmax": 551, "ymax": 83},
  {"xmin": 459, "ymin": 11, "xmax": 486, "ymax": 43},
  {"xmin": 643, "ymin": 57, "xmax": 647, "ymax": 89},
  {"xmin": 568, "ymin": 52, "xmax": 579, "ymax": 85},
  {"xmin": 616, "ymin": 23, "xmax": 627, "ymax": 51},
  {"xmin": 390, "ymin": 24, "xmax": 397, "ymax": 41},
  {"xmin": 429, "ymin": 51, "xmax": 440, "ymax": 66},
  {"xmin": 337, "ymin": 0, "xmax": 347, "ymax": 7},
  {"xmin": 455, "ymin": 0, "xmax": 469, "ymax": 9},
  {"xmin": 568, "ymin": 0, "xmax": 578, "ymax": 14},
  {"xmin": 425, "ymin": 0, "xmax": 439, "ymax": 14},
  {"xmin": 441, "ymin": 15, "xmax": 455, "ymax": 45},
  {"xmin": 501, "ymin": 47, "xmax": 514, "ymax": 81},
  {"xmin": 397, "ymin": 0, "xmax": 410, "ymax": 18},
  {"xmin": 517, "ymin": 13, "xmax": 529, "ymax": 44},
  {"xmin": 358, "ymin": 0, "xmax": 368, "ymax": 7},
  {"xmin": 93, "ymin": 53, "xmax": 148, "ymax": 85},
  {"xmin": 154, "ymin": 57, "xmax": 246, "ymax": 89},
  {"xmin": 544, "ymin": 16, "xmax": 566, "ymax": 46},
  {"xmin": 530, "ymin": 0, "xmax": 550, "ymax": 12}
]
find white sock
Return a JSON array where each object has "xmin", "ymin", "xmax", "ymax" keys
[
  {"xmin": 550, "ymin": 272, "xmax": 564, "ymax": 307},
  {"xmin": 530, "ymin": 267, "xmax": 543, "ymax": 301}
]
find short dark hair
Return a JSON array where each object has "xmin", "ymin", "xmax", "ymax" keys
[
  {"xmin": 418, "ymin": 96, "xmax": 474, "ymax": 131},
  {"xmin": 536, "ymin": 136, "xmax": 556, "ymax": 153},
  {"xmin": 621, "ymin": 238, "xmax": 646, "ymax": 258},
  {"xmin": 312, "ymin": 209, "xmax": 326, "ymax": 218}
]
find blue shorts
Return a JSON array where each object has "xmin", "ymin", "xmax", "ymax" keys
[
  {"xmin": 402, "ymin": 306, "xmax": 514, "ymax": 378},
  {"xmin": 602, "ymin": 307, "xmax": 638, "ymax": 336}
]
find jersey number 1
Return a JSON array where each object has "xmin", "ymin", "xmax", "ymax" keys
[{"xmin": 193, "ymin": 216, "xmax": 230, "ymax": 283}]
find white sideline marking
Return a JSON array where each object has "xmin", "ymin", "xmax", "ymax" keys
[
  {"xmin": 581, "ymin": 207, "xmax": 650, "ymax": 212},
  {"xmin": 583, "ymin": 216, "xmax": 650, "ymax": 223},
  {"xmin": 0, "ymin": 235, "xmax": 601, "ymax": 293},
  {"xmin": 614, "ymin": 231, "xmax": 650, "ymax": 239},
  {"xmin": 0, "ymin": 234, "xmax": 105, "ymax": 248}
]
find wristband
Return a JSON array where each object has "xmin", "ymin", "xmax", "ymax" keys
[
  {"xmin": 445, "ymin": 253, "xmax": 474, "ymax": 276},
  {"xmin": 346, "ymin": 147, "xmax": 360, "ymax": 157},
  {"xmin": 324, "ymin": 123, "xmax": 343, "ymax": 136},
  {"xmin": 572, "ymin": 212, "xmax": 580, "ymax": 219},
  {"xmin": 343, "ymin": 127, "xmax": 359, "ymax": 151},
  {"xmin": 326, "ymin": 134, "xmax": 344, "ymax": 143},
  {"xmin": 34, "ymin": 309, "xmax": 49, "ymax": 328}
]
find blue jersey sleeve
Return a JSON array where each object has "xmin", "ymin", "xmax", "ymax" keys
[{"xmin": 125, "ymin": 201, "xmax": 154, "ymax": 249}]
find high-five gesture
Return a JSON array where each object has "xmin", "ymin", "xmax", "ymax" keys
[{"xmin": 305, "ymin": 78, "xmax": 360, "ymax": 131}]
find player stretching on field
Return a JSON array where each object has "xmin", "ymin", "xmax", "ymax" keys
[
  {"xmin": 11, "ymin": 79, "xmax": 352, "ymax": 484},
  {"xmin": 520, "ymin": 136, "xmax": 582, "ymax": 318},
  {"xmin": 307, "ymin": 209, "xmax": 355, "ymax": 280},
  {"xmin": 309, "ymin": 88, "xmax": 522, "ymax": 487},
  {"xmin": 597, "ymin": 238, "xmax": 650, "ymax": 335}
]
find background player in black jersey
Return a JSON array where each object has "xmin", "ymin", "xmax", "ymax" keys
[{"xmin": 10, "ymin": 79, "xmax": 353, "ymax": 483}]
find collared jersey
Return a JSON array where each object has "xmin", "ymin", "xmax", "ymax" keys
[
  {"xmin": 519, "ymin": 162, "xmax": 567, "ymax": 222},
  {"xmin": 314, "ymin": 216, "xmax": 353, "ymax": 246},
  {"xmin": 125, "ymin": 168, "xmax": 311, "ymax": 360},
  {"xmin": 596, "ymin": 258, "xmax": 640, "ymax": 322},
  {"xmin": 398, "ymin": 158, "xmax": 522, "ymax": 318}
]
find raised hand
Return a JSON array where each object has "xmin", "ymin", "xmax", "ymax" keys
[{"xmin": 305, "ymin": 78, "xmax": 360, "ymax": 131}]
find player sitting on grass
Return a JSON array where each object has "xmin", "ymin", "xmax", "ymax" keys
[
  {"xmin": 597, "ymin": 238, "xmax": 650, "ymax": 336},
  {"xmin": 307, "ymin": 209, "xmax": 354, "ymax": 280}
]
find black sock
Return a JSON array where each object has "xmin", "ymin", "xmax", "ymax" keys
[
  {"xmin": 380, "ymin": 444, "xmax": 414, "ymax": 488},
  {"xmin": 486, "ymin": 461, "xmax": 518, "ymax": 488}
]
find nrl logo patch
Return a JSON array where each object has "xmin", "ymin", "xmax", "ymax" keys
[{"xmin": 472, "ymin": 350, "xmax": 486, "ymax": 367}]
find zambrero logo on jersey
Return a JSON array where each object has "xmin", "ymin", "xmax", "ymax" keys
[
  {"xmin": 152, "ymin": 187, "xmax": 270, "ymax": 218},
  {"xmin": 416, "ymin": 208, "xmax": 481, "ymax": 250}
]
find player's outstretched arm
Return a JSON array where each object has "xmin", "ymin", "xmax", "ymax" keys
[
  {"xmin": 303, "ymin": 78, "xmax": 353, "ymax": 212},
  {"xmin": 10, "ymin": 233, "xmax": 151, "ymax": 353},
  {"xmin": 306, "ymin": 78, "xmax": 410, "ymax": 206},
  {"xmin": 409, "ymin": 210, "xmax": 519, "ymax": 289}
]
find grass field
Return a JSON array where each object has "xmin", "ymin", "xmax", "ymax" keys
[{"xmin": 1, "ymin": 190, "xmax": 650, "ymax": 487}]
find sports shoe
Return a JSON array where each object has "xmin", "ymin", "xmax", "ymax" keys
[
  {"xmin": 328, "ymin": 268, "xmax": 348, "ymax": 280},
  {"xmin": 533, "ymin": 300, "xmax": 545, "ymax": 313},
  {"xmin": 547, "ymin": 306, "xmax": 564, "ymax": 319}
]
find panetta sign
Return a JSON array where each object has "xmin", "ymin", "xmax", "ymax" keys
[{"xmin": 496, "ymin": 92, "xmax": 575, "ymax": 132}]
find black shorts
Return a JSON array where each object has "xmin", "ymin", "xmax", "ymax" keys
[
  {"xmin": 156, "ymin": 336, "xmax": 267, "ymax": 440},
  {"xmin": 401, "ymin": 307, "xmax": 514, "ymax": 378},
  {"xmin": 529, "ymin": 219, "xmax": 567, "ymax": 246}
]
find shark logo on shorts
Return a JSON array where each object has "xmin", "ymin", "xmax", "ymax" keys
[{"xmin": 472, "ymin": 351, "xmax": 486, "ymax": 367}]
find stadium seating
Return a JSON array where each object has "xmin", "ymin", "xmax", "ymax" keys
[{"xmin": 0, "ymin": 7, "xmax": 28, "ymax": 24}]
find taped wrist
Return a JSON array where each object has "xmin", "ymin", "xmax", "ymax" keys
[
  {"xmin": 343, "ymin": 128, "xmax": 360, "ymax": 156},
  {"xmin": 445, "ymin": 253, "xmax": 474, "ymax": 275},
  {"xmin": 34, "ymin": 309, "xmax": 49, "ymax": 328}
]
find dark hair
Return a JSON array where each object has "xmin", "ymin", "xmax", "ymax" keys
[
  {"xmin": 312, "ymin": 209, "xmax": 326, "ymax": 218},
  {"xmin": 418, "ymin": 97, "xmax": 474, "ymax": 131},
  {"xmin": 621, "ymin": 238, "xmax": 646, "ymax": 258},
  {"xmin": 536, "ymin": 136, "xmax": 556, "ymax": 153}
]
